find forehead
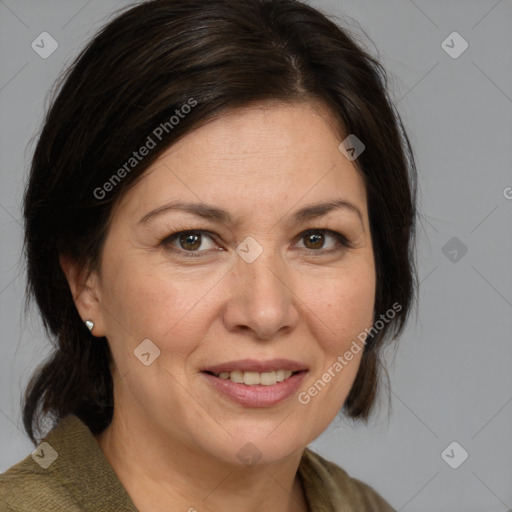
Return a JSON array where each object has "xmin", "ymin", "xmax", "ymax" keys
[{"xmin": 114, "ymin": 101, "xmax": 368, "ymax": 222}]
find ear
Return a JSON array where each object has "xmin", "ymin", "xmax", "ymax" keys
[{"xmin": 59, "ymin": 254, "xmax": 106, "ymax": 337}]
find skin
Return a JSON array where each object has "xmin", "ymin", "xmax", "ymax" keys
[{"xmin": 61, "ymin": 100, "xmax": 376, "ymax": 512}]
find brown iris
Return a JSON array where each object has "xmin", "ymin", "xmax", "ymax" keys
[
  {"xmin": 303, "ymin": 232, "xmax": 325, "ymax": 250},
  {"xmin": 179, "ymin": 233, "xmax": 202, "ymax": 250}
]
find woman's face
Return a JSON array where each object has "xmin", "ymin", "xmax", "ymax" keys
[{"xmin": 81, "ymin": 100, "xmax": 376, "ymax": 465}]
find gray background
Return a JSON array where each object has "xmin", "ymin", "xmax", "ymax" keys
[{"xmin": 1, "ymin": 1, "xmax": 511, "ymax": 510}]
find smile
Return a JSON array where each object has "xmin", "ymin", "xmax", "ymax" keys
[
  {"xmin": 201, "ymin": 369, "xmax": 308, "ymax": 407},
  {"xmin": 205, "ymin": 369, "xmax": 299, "ymax": 386}
]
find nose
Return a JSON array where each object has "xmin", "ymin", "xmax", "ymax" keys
[{"xmin": 222, "ymin": 246, "xmax": 300, "ymax": 340}]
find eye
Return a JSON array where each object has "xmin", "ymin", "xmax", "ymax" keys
[
  {"xmin": 295, "ymin": 229, "xmax": 350, "ymax": 253},
  {"xmin": 162, "ymin": 230, "xmax": 220, "ymax": 257},
  {"xmin": 161, "ymin": 228, "xmax": 350, "ymax": 258}
]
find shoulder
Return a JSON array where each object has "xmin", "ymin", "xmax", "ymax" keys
[
  {"xmin": 0, "ymin": 415, "xmax": 136, "ymax": 512},
  {"xmin": 299, "ymin": 447, "xmax": 396, "ymax": 511},
  {"xmin": 0, "ymin": 451, "xmax": 82, "ymax": 512},
  {"xmin": 0, "ymin": 416, "xmax": 87, "ymax": 511}
]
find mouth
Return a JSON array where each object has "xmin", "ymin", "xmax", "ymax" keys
[
  {"xmin": 200, "ymin": 358, "xmax": 308, "ymax": 406},
  {"xmin": 202, "ymin": 369, "xmax": 305, "ymax": 386}
]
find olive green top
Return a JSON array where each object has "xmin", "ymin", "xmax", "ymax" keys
[{"xmin": 0, "ymin": 415, "xmax": 395, "ymax": 511}]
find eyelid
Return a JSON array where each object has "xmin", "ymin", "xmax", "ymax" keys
[
  {"xmin": 160, "ymin": 227, "xmax": 351, "ymax": 258},
  {"xmin": 293, "ymin": 229, "xmax": 351, "ymax": 252},
  {"xmin": 161, "ymin": 229, "xmax": 220, "ymax": 258}
]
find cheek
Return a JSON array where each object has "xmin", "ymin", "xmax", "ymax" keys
[
  {"xmin": 100, "ymin": 251, "xmax": 220, "ymax": 356},
  {"xmin": 294, "ymin": 269, "xmax": 374, "ymax": 442},
  {"xmin": 303, "ymin": 266, "xmax": 376, "ymax": 353}
]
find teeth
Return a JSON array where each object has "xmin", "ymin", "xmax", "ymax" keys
[
  {"xmin": 260, "ymin": 371, "xmax": 276, "ymax": 385},
  {"xmin": 276, "ymin": 369, "xmax": 286, "ymax": 382},
  {"xmin": 244, "ymin": 371, "xmax": 261, "ymax": 385},
  {"xmin": 215, "ymin": 370, "xmax": 294, "ymax": 385}
]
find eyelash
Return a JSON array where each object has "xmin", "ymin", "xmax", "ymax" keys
[{"xmin": 160, "ymin": 227, "xmax": 352, "ymax": 258}]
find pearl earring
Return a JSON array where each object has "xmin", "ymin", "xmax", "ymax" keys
[{"xmin": 85, "ymin": 320, "xmax": 95, "ymax": 332}]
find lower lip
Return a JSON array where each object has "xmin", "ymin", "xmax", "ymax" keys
[{"xmin": 201, "ymin": 371, "xmax": 307, "ymax": 407}]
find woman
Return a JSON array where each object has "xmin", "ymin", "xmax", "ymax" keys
[{"xmin": 0, "ymin": 0, "xmax": 417, "ymax": 510}]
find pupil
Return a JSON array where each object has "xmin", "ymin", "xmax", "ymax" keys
[
  {"xmin": 181, "ymin": 233, "xmax": 200, "ymax": 250},
  {"xmin": 306, "ymin": 232, "xmax": 323, "ymax": 249}
]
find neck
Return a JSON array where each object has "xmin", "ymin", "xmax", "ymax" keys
[{"xmin": 95, "ymin": 409, "xmax": 309, "ymax": 512}]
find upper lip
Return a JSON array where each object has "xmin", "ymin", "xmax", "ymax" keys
[{"xmin": 202, "ymin": 358, "xmax": 308, "ymax": 374}]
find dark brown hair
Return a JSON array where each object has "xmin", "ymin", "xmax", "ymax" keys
[{"xmin": 22, "ymin": 0, "xmax": 417, "ymax": 443}]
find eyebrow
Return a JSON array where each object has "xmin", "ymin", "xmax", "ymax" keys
[{"xmin": 137, "ymin": 198, "xmax": 364, "ymax": 227}]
